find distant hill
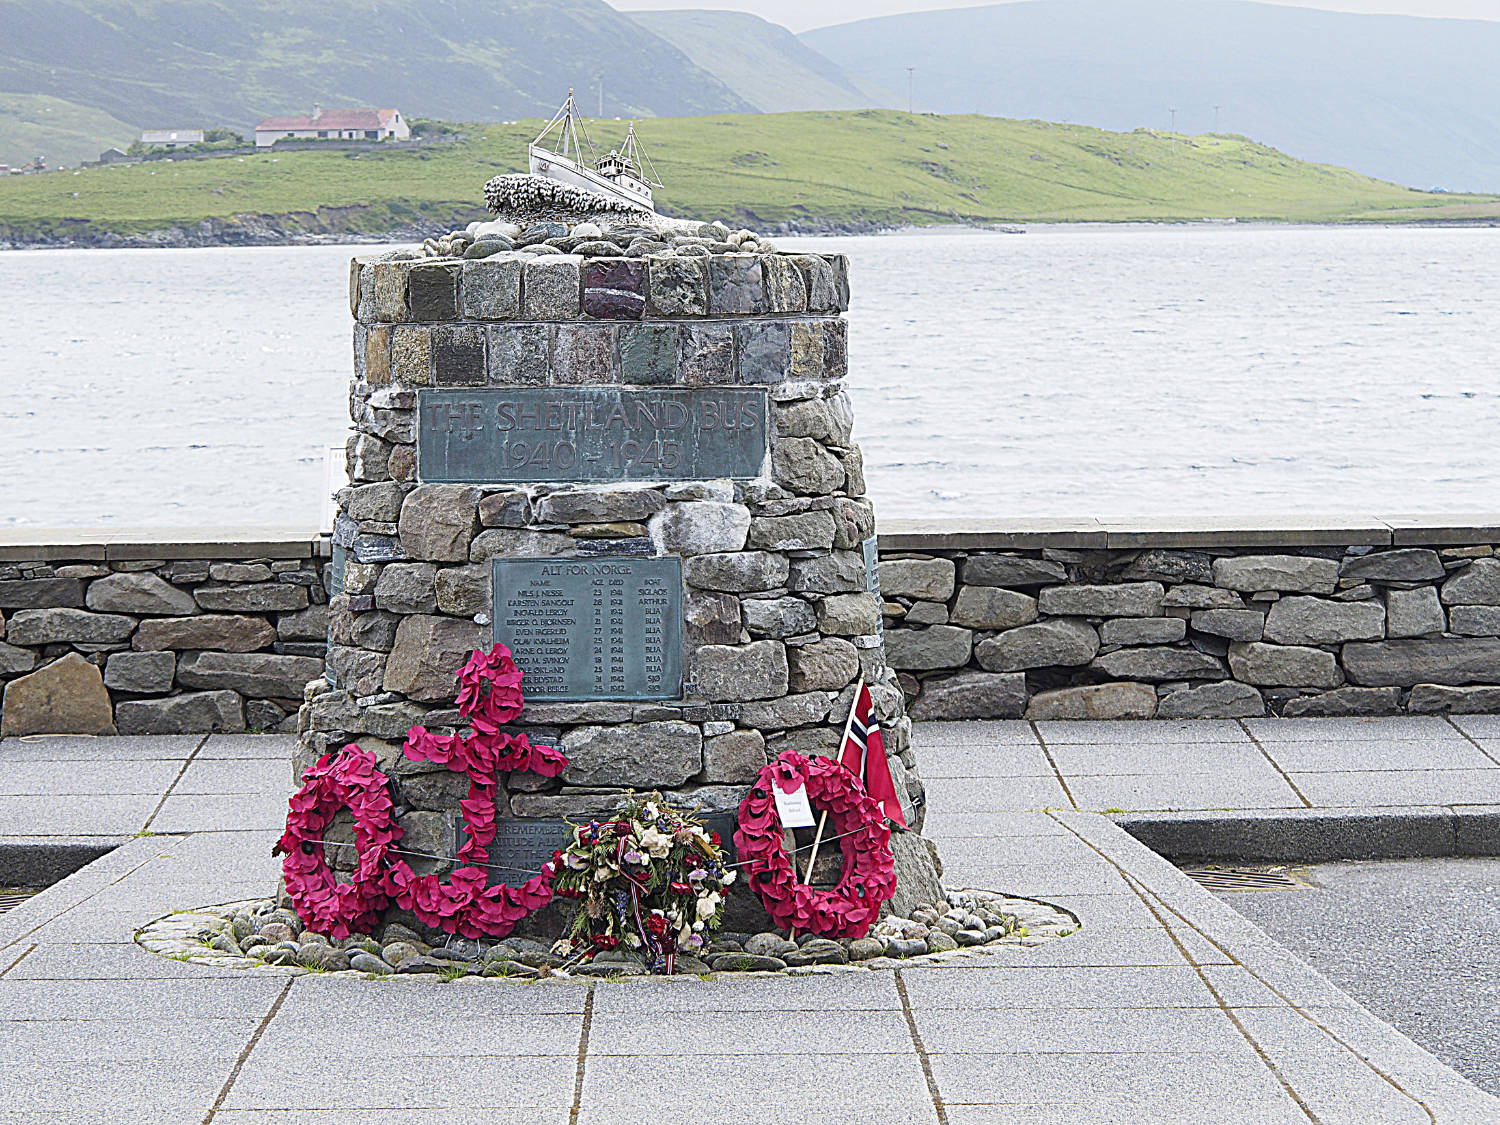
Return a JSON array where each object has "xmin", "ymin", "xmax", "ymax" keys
[
  {"xmin": 802, "ymin": 0, "xmax": 1500, "ymax": 191},
  {"xmin": 0, "ymin": 0, "xmax": 751, "ymax": 166},
  {"xmin": 628, "ymin": 9, "xmax": 888, "ymax": 112},
  {"xmin": 0, "ymin": 93, "xmax": 134, "ymax": 168},
  {"xmin": 4, "ymin": 109, "xmax": 1497, "ymax": 248}
]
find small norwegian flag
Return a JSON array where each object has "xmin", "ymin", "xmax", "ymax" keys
[{"xmin": 839, "ymin": 680, "xmax": 907, "ymax": 828}]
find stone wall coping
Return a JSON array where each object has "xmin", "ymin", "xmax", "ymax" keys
[
  {"xmin": 0, "ymin": 527, "xmax": 327, "ymax": 562},
  {"xmin": 876, "ymin": 515, "xmax": 1500, "ymax": 551},
  {"xmin": 5, "ymin": 516, "xmax": 1500, "ymax": 562}
]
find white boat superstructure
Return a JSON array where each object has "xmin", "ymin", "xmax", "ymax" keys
[{"xmin": 528, "ymin": 91, "xmax": 662, "ymax": 212}]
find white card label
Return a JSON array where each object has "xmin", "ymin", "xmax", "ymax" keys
[{"xmin": 772, "ymin": 778, "xmax": 816, "ymax": 829}]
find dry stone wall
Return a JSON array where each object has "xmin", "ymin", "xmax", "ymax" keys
[
  {"xmin": 881, "ymin": 535, "xmax": 1500, "ymax": 719},
  {"xmin": 0, "ymin": 540, "xmax": 327, "ymax": 737},
  {"xmin": 7, "ymin": 527, "xmax": 1500, "ymax": 734}
]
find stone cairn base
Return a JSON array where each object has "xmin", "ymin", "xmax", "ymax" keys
[{"xmin": 297, "ymin": 213, "xmax": 945, "ymax": 942}]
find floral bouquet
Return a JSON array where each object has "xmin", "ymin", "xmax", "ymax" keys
[{"xmin": 550, "ymin": 794, "xmax": 736, "ymax": 974}]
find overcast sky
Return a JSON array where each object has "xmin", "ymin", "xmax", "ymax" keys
[{"xmin": 608, "ymin": 0, "xmax": 1500, "ymax": 34}]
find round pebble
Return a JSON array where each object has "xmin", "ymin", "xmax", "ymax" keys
[{"xmin": 349, "ymin": 952, "xmax": 393, "ymax": 974}]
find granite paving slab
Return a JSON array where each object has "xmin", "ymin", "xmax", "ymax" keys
[
  {"xmin": 0, "ymin": 760, "xmax": 185, "ymax": 796},
  {"xmin": 0, "ymin": 733, "xmax": 204, "ymax": 761},
  {"xmin": 1046, "ymin": 738, "xmax": 1273, "ymax": 776},
  {"xmin": 219, "ymin": 1054, "xmax": 581, "ymax": 1112},
  {"xmin": 1061, "ymin": 770, "xmax": 1305, "ymax": 811},
  {"xmin": 172, "ymin": 757, "xmax": 295, "ymax": 794},
  {"xmin": 916, "ymin": 741, "xmax": 1055, "ymax": 777},
  {"xmin": 196, "ymin": 734, "xmax": 301, "ymax": 759},
  {"xmin": 1288, "ymin": 769, "xmax": 1500, "ymax": 807},
  {"xmin": 0, "ymin": 1017, "xmax": 260, "ymax": 1062},
  {"xmin": 1259, "ymin": 737, "xmax": 1500, "ymax": 772},
  {"xmin": 1449, "ymin": 714, "xmax": 1500, "ymax": 739},
  {"xmin": 914, "ymin": 1004, "xmax": 1250, "ymax": 1054},
  {"xmin": 0, "ymin": 794, "xmax": 161, "ymax": 836},
  {"xmin": 913, "ymin": 720, "xmax": 1041, "ymax": 746},
  {"xmin": 147, "ymin": 792, "xmax": 293, "ymax": 833},
  {"xmin": 1037, "ymin": 719, "xmax": 1253, "ymax": 745},
  {"xmin": 921, "ymin": 774, "xmax": 1072, "ymax": 812},
  {"xmin": 1243, "ymin": 716, "xmax": 1468, "ymax": 742}
]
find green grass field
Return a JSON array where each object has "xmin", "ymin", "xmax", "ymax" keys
[{"xmin": 2, "ymin": 109, "xmax": 1496, "ymax": 241}]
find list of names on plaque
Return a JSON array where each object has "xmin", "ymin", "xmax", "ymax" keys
[{"xmin": 491, "ymin": 557, "xmax": 683, "ymax": 702}]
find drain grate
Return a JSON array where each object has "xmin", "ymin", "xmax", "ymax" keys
[
  {"xmin": 0, "ymin": 891, "xmax": 38, "ymax": 917},
  {"xmin": 1180, "ymin": 866, "xmax": 1311, "ymax": 892}
]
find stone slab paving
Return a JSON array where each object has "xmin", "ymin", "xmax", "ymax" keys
[{"xmin": 0, "ymin": 726, "xmax": 1497, "ymax": 1122}]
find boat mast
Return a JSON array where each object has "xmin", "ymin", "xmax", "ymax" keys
[
  {"xmin": 621, "ymin": 122, "xmax": 663, "ymax": 187},
  {"xmin": 534, "ymin": 90, "xmax": 597, "ymax": 166}
]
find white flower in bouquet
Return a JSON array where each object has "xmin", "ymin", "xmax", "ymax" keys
[
  {"xmin": 696, "ymin": 891, "xmax": 721, "ymax": 920},
  {"xmin": 639, "ymin": 826, "xmax": 673, "ymax": 858}
]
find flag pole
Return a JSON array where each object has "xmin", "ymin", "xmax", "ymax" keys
[{"xmin": 789, "ymin": 679, "xmax": 865, "ymax": 940}]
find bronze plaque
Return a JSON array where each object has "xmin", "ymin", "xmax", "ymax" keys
[
  {"xmin": 492, "ymin": 556, "xmax": 683, "ymax": 701},
  {"xmin": 417, "ymin": 387, "xmax": 768, "ymax": 484}
]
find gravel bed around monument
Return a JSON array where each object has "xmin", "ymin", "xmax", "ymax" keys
[{"xmin": 136, "ymin": 889, "xmax": 1078, "ymax": 980}]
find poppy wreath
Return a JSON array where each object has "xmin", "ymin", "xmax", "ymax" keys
[
  {"xmin": 278, "ymin": 644, "xmax": 569, "ymax": 940},
  {"xmin": 734, "ymin": 750, "xmax": 896, "ymax": 940},
  {"xmin": 277, "ymin": 745, "xmax": 402, "ymax": 940}
]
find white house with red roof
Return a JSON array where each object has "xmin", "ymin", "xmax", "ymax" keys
[{"xmin": 253, "ymin": 106, "xmax": 409, "ymax": 148}]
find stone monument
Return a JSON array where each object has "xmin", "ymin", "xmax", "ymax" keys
[{"xmin": 299, "ymin": 205, "xmax": 944, "ymax": 936}]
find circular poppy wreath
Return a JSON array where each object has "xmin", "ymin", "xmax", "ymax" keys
[
  {"xmin": 734, "ymin": 751, "xmax": 896, "ymax": 940},
  {"xmin": 278, "ymin": 644, "xmax": 569, "ymax": 940},
  {"xmin": 277, "ymin": 745, "xmax": 402, "ymax": 941}
]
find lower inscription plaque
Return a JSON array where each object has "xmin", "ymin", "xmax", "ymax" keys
[
  {"xmin": 492, "ymin": 556, "xmax": 683, "ymax": 701},
  {"xmin": 465, "ymin": 813, "xmax": 740, "ymax": 888}
]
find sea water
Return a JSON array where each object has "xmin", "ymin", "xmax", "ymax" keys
[{"xmin": 2, "ymin": 224, "xmax": 1497, "ymax": 529}]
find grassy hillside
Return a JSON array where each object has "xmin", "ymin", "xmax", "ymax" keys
[
  {"xmin": 2, "ymin": 109, "xmax": 1496, "ymax": 244},
  {"xmin": 0, "ymin": 0, "xmax": 749, "ymax": 136},
  {"xmin": 629, "ymin": 9, "xmax": 889, "ymax": 113},
  {"xmin": 0, "ymin": 93, "xmax": 135, "ymax": 169},
  {"xmin": 802, "ymin": 0, "xmax": 1500, "ymax": 192}
]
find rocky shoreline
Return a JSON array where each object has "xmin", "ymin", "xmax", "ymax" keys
[{"xmin": 0, "ymin": 211, "xmax": 895, "ymax": 251}]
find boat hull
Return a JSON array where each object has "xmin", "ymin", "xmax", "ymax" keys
[{"xmin": 528, "ymin": 145, "xmax": 654, "ymax": 212}]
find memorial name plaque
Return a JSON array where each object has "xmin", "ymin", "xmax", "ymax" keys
[
  {"xmin": 418, "ymin": 387, "xmax": 769, "ymax": 484},
  {"xmin": 465, "ymin": 813, "xmax": 740, "ymax": 888},
  {"xmin": 492, "ymin": 557, "xmax": 683, "ymax": 701}
]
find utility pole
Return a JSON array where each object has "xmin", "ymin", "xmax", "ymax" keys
[
  {"xmin": 906, "ymin": 67, "xmax": 915, "ymax": 114},
  {"xmin": 597, "ymin": 74, "xmax": 604, "ymax": 117},
  {"xmin": 1169, "ymin": 107, "xmax": 1177, "ymax": 154},
  {"xmin": 1214, "ymin": 104, "xmax": 1221, "ymax": 133}
]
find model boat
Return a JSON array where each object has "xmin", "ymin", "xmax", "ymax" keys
[{"xmin": 529, "ymin": 91, "xmax": 662, "ymax": 213}]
